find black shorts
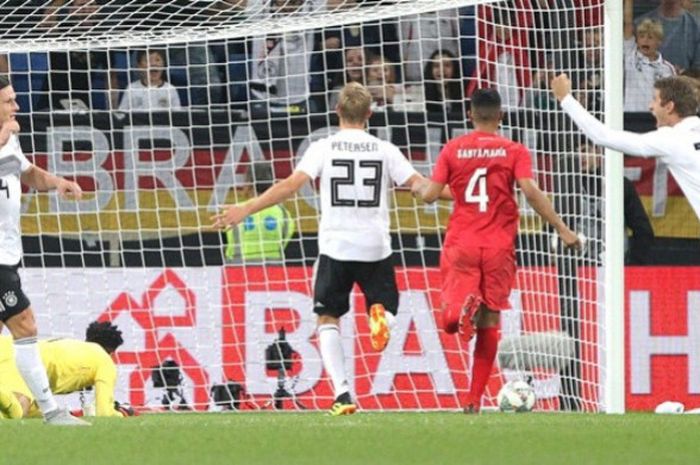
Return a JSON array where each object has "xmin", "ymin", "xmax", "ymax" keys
[
  {"xmin": 312, "ymin": 254, "xmax": 399, "ymax": 319},
  {"xmin": 0, "ymin": 264, "xmax": 31, "ymax": 323}
]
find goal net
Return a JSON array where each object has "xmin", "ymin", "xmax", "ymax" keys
[{"xmin": 5, "ymin": 0, "xmax": 620, "ymax": 413}]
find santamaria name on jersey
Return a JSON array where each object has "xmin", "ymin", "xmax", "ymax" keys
[
  {"xmin": 457, "ymin": 148, "xmax": 507, "ymax": 159},
  {"xmin": 331, "ymin": 141, "xmax": 379, "ymax": 152}
]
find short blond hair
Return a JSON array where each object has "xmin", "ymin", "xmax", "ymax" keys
[
  {"xmin": 636, "ymin": 19, "xmax": 664, "ymax": 41},
  {"xmin": 336, "ymin": 82, "xmax": 372, "ymax": 124}
]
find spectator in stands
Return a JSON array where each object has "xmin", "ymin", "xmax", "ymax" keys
[
  {"xmin": 168, "ymin": 42, "xmax": 224, "ymax": 108},
  {"xmin": 37, "ymin": 0, "xmax": 119, "ymax": 111},
  {"xmin": 156, "ymin": 0, "xmax": 242, "ymax": 107},
  {"xmin": 634, "ymin": 0, "xmax": 700, "ymax": 72},
  {"xmin": 322, "ymin": 19, "xmax": 399, "ymax": 69},
  {"xmin": 423, "ymin": 49, "xmax": 464, "ymax": 117},
  {"xmin": 341, "ymin": 47, "xmax": 365, "ymax": 86},
  {"xmin": 576, "ymin": 141, "xmax": 655, "ymax": 265},
  {"xmin": 193, "ymin": 1, "xmax": 249, "ymax": 105},
  {"xmin": 312, "ymin": 0, "xmax": 399, "ymax": 103},
  {"xmin": 572, "ymin": 27, "xmax": 604, "ymax": 115},
  {"xmin": 364, "ymin": 53, "xmax": 422, "ymax": 113},
  {"xmin": 366, "ymin": 54, "xmax": 397, "ymax": 110},
  {"xmin": 682, "ymin": 0, "xmax": 700, "ymax": 16},
  {"xmin": 129, "ymin": 1, "xmax": 243, "ymax": 107},
  {"xmin": 327, "ymin": 46, "xmax": 365, "ymax": 110},
  {"xmin": 624, "ymin": 0, "xmax": 676, "ymax": 112},
  {"xmin": 249, "ymin": 0, "xmax": 316, "ymax": 113},
  {"xmin": 525, "ymin": 54, "xmax": 558, "ymax": 111},
  {"xmin": 399, "ymin": 9, "xmax": 461, "ymax": 83},
  {"xmin": 118, "ymin": 49, "xmax": 182, "ymax": 111},
  {"xmin": 467, "ymin": 3, "xmax": 531, "ymax": 111}
]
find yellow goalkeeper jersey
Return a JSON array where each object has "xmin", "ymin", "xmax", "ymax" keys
[{"xmin": 0, "ymin": 336, "xmax": 122, "ymax": 417}]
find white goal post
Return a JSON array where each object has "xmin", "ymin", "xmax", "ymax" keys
[{"xmin": 2, "ymin": 0, "xmax": 623, "ymax": 413}]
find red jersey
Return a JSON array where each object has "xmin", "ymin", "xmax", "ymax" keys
[{"xmin": 432, "ymin": 130, "xmax": 533, "ymax": 250}]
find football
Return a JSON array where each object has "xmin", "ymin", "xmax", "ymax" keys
[{"xmin": 497, "ymin": 380, "xmax": 536, "ymax": 413}]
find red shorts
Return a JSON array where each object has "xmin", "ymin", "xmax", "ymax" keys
[{"xmin": 439, "ymin": 245, "xmax": 515, "ymax": 333}]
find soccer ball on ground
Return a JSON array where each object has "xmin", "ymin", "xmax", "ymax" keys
[{"xmin": 497, "ymin": 380, "xmax": 536, "ymax": 413}]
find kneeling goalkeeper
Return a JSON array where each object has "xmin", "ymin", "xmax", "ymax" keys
[{"xmin": 0, "ymin": 321, "xmax": 131, "ymax": 419}]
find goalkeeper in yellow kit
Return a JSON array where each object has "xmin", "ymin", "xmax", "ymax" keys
[{"xmin": 0, "ymin": 321, "xmax": 128, "ymax": 419}]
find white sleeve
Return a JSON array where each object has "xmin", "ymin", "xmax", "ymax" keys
[
  {"xmin": 170, "ymin": 85, "xmax": 182, "ymax": 109},
  {"xmin": 118, "ymin": 86, "xmax": 131, "ymax": 110},
  {"xmin": 560, "ymin": 95, "xmax": 669, "ymax": 158},
  {"xmin": 623, "ymin": 37, "xmax": 636, "ymax": 57},
  {"xmin": 386, "ymin": 143, "xmax": 417, "ymax": 186},
  {"xmin": 14, "ymin": 136, "xmax": 32, "ymax": 173},
  {"xmin": 295, "ymin": 142, "xmax": 323, "ymax": 179}
]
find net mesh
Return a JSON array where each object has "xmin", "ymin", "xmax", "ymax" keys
[{"xmin": 7, "ymin": 0, "xmax": 609, "ymax": 412}]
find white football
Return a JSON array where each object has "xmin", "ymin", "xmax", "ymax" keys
[{"xmin": 497, "ymin": 380, "xmax": 536, "ymax": 413}]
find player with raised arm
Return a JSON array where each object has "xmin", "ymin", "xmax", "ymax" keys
[
  {"xmin": 551, "ymin": 73, "xmax": 700, "ymax": 220},
  {"xmin": 0, "ymin": 75, "xmax": 88, "ymax": 425},
  {"xmin": 0, "ymin": 321, "xmax": 131, "ymax": 419},
  {"xmin": 213, "ymin": 82, "xmax": 429, "ymax": 416},
  {"xmin": 413, "ymin": 88, "xmax": 580, "ymax": 413}
]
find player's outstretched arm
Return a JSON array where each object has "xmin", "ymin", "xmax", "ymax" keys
[
  {"xmin": 211, "ymin": 170, "xmax": 311, "ymax": 230},
  {"xmin": 551, "ymin": 74, "xmax": 663, "ymax": 157},
  {"xmin": 437, "ymin": 184, "xmax": 453, "ymax": 200},
  {"xmin": 518, "ymin": 178, "xmax": 581, "ymax": 250},
  {"xmin": 20, "ymin": 165, "xmax": 83, "ymax": 199},
  {"xmin": 409, "ymin": 175, "xmax": 451, "ymax": 203},
  {"xmin": 94, "ymin": 363, "xmax": 126, "ymax": 417}
]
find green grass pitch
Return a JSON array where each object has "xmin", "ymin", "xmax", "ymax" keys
[{"xmin": 4, "ymin": 412, "xmax": 700, "ymax": 465}]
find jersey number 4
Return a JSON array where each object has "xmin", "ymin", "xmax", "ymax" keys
[
  {"xmin": 0, "ymin": 179, "xmax": 8, "ymax": 199},
  {"xmin": 465, "ymin": 167, "xmax": 489, "ymax": 212},
  {"xmin": 330, "ymin": 159, "xmax": 383, "ymax": 207}
]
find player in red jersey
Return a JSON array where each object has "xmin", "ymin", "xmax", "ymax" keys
[{"xmin": 413, "ymin": 88, "xmax": 581, "ymax": 413}]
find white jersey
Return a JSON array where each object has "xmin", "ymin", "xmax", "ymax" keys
[
  {"xmin": 296, "ymin": 129, "xmax": 417, "ymax": 261},
  {"xmin": 118, "ymin": 80, "xmax": 182, "ymax": 111},
  {"xmin": 0, "ymin": 135, "xmax": 31, "ymax": 265},
  {"xmin": 249, "ymin": 29, "xmax": 314, "ymax": 106},
  {"xmin": 561, "ymin": 94, "xmax": 700, "ymax": 220}
]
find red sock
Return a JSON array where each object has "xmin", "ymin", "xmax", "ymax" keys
[{"xmin": 467, "ymin": 327, "xmax": 499, "ymax": 407}]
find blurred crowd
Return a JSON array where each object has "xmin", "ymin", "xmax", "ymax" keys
[{"xmin": 0, "ymin": 0, "xmax": 696, "ymax": 119}]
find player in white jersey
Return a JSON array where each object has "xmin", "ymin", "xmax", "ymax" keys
[
  {"xmin": 551, "ymin": 74, "xmax": 700, "ymax": 221},
  {"xmin": 213, "ymin": 82, "xmax": 435, "ymax": 415},
  {"xmin": 0, "ymin": 75, "xmax": 87, "ymax": 426}
]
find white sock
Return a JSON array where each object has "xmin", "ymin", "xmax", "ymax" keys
[
  {"xmin": 318, "ymin": 324, "xmax": 349, "ymax": 399},
  {"xmin": 14, "ymin": 337, "xmax": 58, "ymax": 415},
  {"xmin": 385, "ymin": 312, "xmax": 396, "ymax": 329}
]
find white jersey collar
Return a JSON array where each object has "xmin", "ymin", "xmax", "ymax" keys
[{"xmin": 673, "ymin": 115, "xmax": 700, "ymax": 131}]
